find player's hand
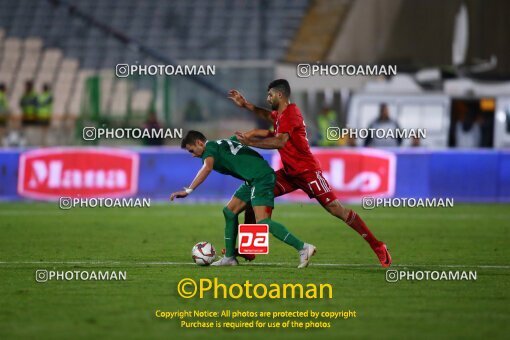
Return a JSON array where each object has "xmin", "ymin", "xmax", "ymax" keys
[
  {"xmin": 235, "ymin": 131, "xmax": 250, "ymax": 145},
  {"xmin": 228, "ymin": 90, "xmax": 248, "ymax": 108},
  {"xmin": 235, "ymin": 130, "xmax": 254, "ymax": 138},
  {"xmin": 170, "ymin": 190, "xmax": 188, "ymax": 201}
]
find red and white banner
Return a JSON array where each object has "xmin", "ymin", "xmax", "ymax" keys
[
  {"xmin": 272, "ymin": 148, "xmax": 396, "ymax": 202},
  {"xmin": 18, "ymin": 148, "xmax": 139, "ymax": 200}
]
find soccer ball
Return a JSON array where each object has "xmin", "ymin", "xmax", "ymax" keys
[{"xmin": 191, "ymin": 241, "xmax": 216, "ymax": 266}]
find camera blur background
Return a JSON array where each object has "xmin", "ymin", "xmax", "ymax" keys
[{"xmin": 0, "ymin": 0, "xmax": 509, "ymax": 148}]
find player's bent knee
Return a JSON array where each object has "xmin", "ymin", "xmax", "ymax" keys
[{"xmin": 226, "ymin": 198, "xmax": 246, "ymax": 215}]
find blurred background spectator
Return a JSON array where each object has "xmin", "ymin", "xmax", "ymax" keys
[
  {"xmin": 364, "ymin": 104, "xmax": 402, "ymax": 147},
  {"xmin": 0, "ymin": 83, "xmax": 8, "ymax": 125},
  {"xmin": 317, "ymin": 106, "xmax": 338, "ymax": 146},
  {"xmin": 142, "ymin": 110, "xmax": 164, "ymax": 146},
  {"xmin": 455, "ymin": 108, "xmax": 481, "ymax": 148},
  {"xmin": 20, "ymin": 81, "xmax": 38, "ymax": 126},
  {"xmin": 37, "ymin": 83, "xmax": 53, "ymax": 126}
]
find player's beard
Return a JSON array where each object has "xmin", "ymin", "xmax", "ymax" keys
[{"xmin": 271, "ymin": 100, "xmax": 279, "ymax": 110}]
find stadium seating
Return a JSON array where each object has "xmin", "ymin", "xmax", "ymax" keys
[
  {"xmin": 286, "ymin": 0, "xmax": 351, "ymax": 62},
  {"xmin": 0, "ymin": 0, "xmax": 310, "ymax": 145},
  {"xmin": 0, "ymin": 0, "xmax": 310, "ymax": 65}
]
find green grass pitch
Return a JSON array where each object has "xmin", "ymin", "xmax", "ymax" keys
[{"xmin": 0, "ymin": 202, "xmax": 509, "ymax": 339}]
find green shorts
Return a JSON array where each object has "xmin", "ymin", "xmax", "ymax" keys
[{"xmin": 233, "ymin": 173, "xmax": 275, "ymax": 208}]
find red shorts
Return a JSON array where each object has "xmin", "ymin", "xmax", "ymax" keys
[{"xmin": 274, "ymin": 169, "xmax": 337, "ymax": 206}]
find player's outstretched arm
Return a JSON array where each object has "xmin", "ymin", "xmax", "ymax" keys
[
  {"xmin": 238, "ymin": 132, "xmax": 289, "ymax": 150},
  {"xmin": 237, "ymin": 129, "xmax": 272, "ymax": 139},
  {"xmin": 170, "ymin": 157, "xmax": 214, "ymax": 201},
  {"xmin": 228, "ymin": 89, "xmax": 273, "ymax": 122}
]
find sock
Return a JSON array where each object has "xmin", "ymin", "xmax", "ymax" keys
[
  {"xmin": 345, "ymin": 210, "xmax": 379, "ymax": 247},
  {"xmin": 223, "ymin": 207, "xmax": 238, "ymax": 257},
  {"xmin": 259, "ymin": 218, "xmax": 304, "ymax": 251}
]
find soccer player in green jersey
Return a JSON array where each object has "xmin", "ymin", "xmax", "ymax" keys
[{"xmin": 170, "ymin": 130, "xmax": 316, "ymax": 268}]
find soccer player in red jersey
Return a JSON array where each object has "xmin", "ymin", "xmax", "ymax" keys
[{"xmin": 228, "ymin": 79, "xmax": 392, "ymax": 267}]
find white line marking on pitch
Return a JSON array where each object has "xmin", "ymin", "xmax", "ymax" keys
[{"xmin": 0, "ymin": 261, "xmax": 509, "ymax": 269}]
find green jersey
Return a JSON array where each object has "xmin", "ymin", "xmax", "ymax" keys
[{"xmin": 201, "ymin": 136, "xmax": 274, "ymax": 182}]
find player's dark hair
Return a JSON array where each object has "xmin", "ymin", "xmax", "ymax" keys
[
  {"xmin": 181, "ymin": 130, "xmax": 206, "ymax": 148},
  {"xmin": 268, "ymin": 79, "xmax": 291, "ymax": 98}
]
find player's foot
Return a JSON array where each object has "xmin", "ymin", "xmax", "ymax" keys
[
  {"xmin": 373, "ymin": 242, "xmax": 392, "ymax": 268},
  {"xmin": 221, "ymin": 248, "xmax": 256, "ymax": 262},
  {"xmin": 211, "ymin": 256, "xmax": 239, "ymax": 266},
  {"xmin": 298, "ymin": 243, "xmax": 316, "ymax": 269}
]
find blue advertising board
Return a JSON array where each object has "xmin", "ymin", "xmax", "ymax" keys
[{"xmin": 1, "ymin": 148, "xmax": 509, "ymax": 203}]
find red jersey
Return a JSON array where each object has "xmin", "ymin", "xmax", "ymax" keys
[{"xmin": 271, "ymin": 104, "xmax": 320, "ymax": 176}]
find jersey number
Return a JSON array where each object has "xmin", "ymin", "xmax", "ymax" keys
[{"xmin": 217, "ymin": 139, "xmax": 243, "ymax": 155}]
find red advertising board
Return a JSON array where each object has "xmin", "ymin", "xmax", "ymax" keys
[
  {"xmin": 272, "ymin": 149, "xmax": 396, "ymax": 201},
  {"xmin": 18, "ymin": 148, "xmax": 139, "ymax": 200}
]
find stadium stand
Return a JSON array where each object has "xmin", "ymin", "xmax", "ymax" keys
[
  {"xmin": 0, "ymin": 0, "xmax": 309, "ymax": 65},
  {"xmin": 0, "ymin": 0, "xmax": 311, "ymax": 145},
  {"xmin": 286, "ymin": 0, "xmax": 351, "ymax": 62}
]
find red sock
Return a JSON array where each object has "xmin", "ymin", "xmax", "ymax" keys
[{"xmin": 345, "ymin": 210, "xmax": 379, "ymax": 248}]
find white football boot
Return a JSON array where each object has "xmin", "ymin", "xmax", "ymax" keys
[
  {"xmin": 211, "ymin": 256, "xmax": 239, "ymax": 266},
  {"xmin": 298, "ymin": 243, "xmax": 316, "ymax": 268}
]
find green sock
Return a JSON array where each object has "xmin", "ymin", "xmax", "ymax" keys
[
  {"xmin": 223, "ymin": 207, "xmax": 238, "ymax": 257},
  {"xmin": 259, "ymin": 218, "xmax": 304, "ymax": 251}
]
